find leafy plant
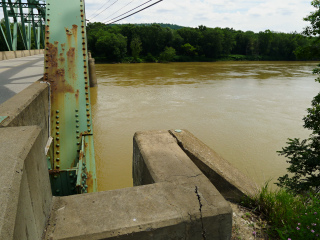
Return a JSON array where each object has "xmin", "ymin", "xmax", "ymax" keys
[
  {"xmin": 276, "ymin": 0, "xmax": 320, "ymax": 194},
  {"xmin": 158, "ymin": 47, "xmax": 176, "ymax": 63},
  {"xmin": 245, "ymin": 183, "xmax": 320, "ymax": 239}
]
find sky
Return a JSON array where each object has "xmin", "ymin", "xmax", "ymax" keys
[
  {"xmin": 0, "ymin": 0, "xmax": 315, "ymax": 33},
  {"xmin": 85, "ymin": 0, "xmax": 315, "ymax": 33}
]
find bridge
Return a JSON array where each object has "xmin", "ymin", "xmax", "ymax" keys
[
  {"xmin": 0, "ymin": 1, "xmax": 258, "ymax": 239},
  {"xmin": 0, "ymin": 53, "xmax": 44, "ymax": 104}
]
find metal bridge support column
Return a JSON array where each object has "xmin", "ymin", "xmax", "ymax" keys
[{"xmin": 44, "ymin": 0, "xmax": 97, "ymax": 196}]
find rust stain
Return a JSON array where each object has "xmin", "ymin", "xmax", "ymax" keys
[
  {"xmin": 65, "ymin": 25, "xmax": 78, "ymax": 81},
  {"xmin": 66, "ymin": 25, "xmax": 78, "ymax": 48},
  {"xmin": 49, "ymin": 170, "xmax": 61, "ymax": 174},
  {"xmin": 86, "ymin": 171, "xmax": 93, "ymax": 192},
  {"xmin": 59, "ymin": 56, "xmax": 65, "ymax": 63},
  {"xmin": 70, "ymin": 158, "xmax": 76, "ymax": 168},
  {"xmin": 71, "ymin": 24, "xmax": 78, "ymax": 42},
  {"xmin": 46, "ymin": 42, "xmax": 58, "ymax": 70},
  {"xmin": 67, "ymin": 47, "xmax": 77, "ymax": 79},
  {"xmin": 75, "ymin": 89, "xmax": 79, "ymax": 104},
  {"xmin": 46, "ymin": 42, "xmax": 74, "ymax": 102}
]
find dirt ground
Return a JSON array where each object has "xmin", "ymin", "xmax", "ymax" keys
[{"xmin": 229, "ymin": 202, "xmax": 270, "ymax": 240}]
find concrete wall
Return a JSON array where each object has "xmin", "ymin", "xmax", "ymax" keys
[
  {"xmin": 0, "ymin": 126, "xmax": 52, "ymax": 240},
  {"xmin": 0, "ymin": 81, "xmax": 50, "ymax": 143},
  {"xmin": 0, "ymin": 81, "xmax": 52, "ymax": 240},
  {"xmin": 0, "ymin": 49, "xmax": 44, "ymax": 61},
  {"xmin": 44, "ymin": 130, "xmax": 233, "ymax": 240}
]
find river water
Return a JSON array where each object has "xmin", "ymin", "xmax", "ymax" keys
[{"xmin": 90, "ymin": 61, "xmax": 319, "ymax": 191}]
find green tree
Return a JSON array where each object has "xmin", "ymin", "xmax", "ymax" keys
[
  {"xmin": 221, "ymin": 28, "xmax": 236, "ymax": 55},
  {"xmin": 200, "ymin": 27, "xmax": 224, "ymax": 58},
  {"xmin": 159, "ymin": 46, "xmax": 176, "ymax": 62},
  {"xmin": 181, "ymin": 43, "xmax": 197, "ymax": 56},
  {"xmin": 95, "ymin": 32, "xmax": 127, "ymax": 62},
  {"xmin": 258, "ymin": 30, "xmax": 273, "ymax": 56},
  {"xmin": 130, "ymin": 36, "xmax": 142, "ymax": 59},
  {"xmin": 277, "ymin": 0, "xmax": 320, "ymax": 193}
]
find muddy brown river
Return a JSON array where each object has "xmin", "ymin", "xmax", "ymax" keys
[{"xmin": 90, "ymin": 61, "xmax": 319, "ymax": 191}]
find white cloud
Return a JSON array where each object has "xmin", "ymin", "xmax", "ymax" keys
[
  {"xmin": 0, "ymin": 0, "xmax": 314, "ymax": 33},
  {"xmin": 85, "ymin": 0, "xmax": 314, "ymax": 32}
]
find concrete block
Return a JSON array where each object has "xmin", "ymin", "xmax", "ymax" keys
[
  {"xmin": 0, "ymin": 126, "xmax": 52, "ymax": 240},
  {"xmin": 133, "ymin": 130, "xmax": 205, "ymax": 184},
  {"xmin": 45, "ymin": 181, "xmax": 231, "ymax": 240},
  {"xmin": 45, "ymin": 130, "xmax": 232, "ymax": 240},
  {"xmin": 169, "ymin": 129, "xmax": 258, "ymax": 202},
  {"xmin": 0, "ymin": 81, "xmax": 49, "ymax": 144}
]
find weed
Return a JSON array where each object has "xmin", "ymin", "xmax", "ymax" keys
[{"xmin": 244, "ymin": 183, "xmax": 320, "ymax": 239}]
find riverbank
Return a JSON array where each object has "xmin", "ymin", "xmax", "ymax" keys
[{"xmin": 230, "ymin": 202, "xmax": 269, "ymax": 240}]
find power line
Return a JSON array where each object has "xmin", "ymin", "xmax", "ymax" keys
[
  {"xmin": 102, "ymin": 0, "xmax": 136, "ymax": 21},
  {"xmin": 105, "ymin": 0, "xmax": 163, "ymax": 24},
  {"xmin": 89, "ymin": 0, "xmax": 119, "ymax": 21},
  {"xmin": 102, "ymin": 0, "xmax": 153, "ymax": 22},
  {"xmin": 88, "ymin": 0, "xmax": 112, "ymax": 19}
]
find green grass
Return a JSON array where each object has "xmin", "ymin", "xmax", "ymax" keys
[{"xmin": 243, "ymin": 183, "xmax": 320, "ymax": 239}]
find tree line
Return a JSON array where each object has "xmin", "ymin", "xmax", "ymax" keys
[
  {"xmin": 0, "ymin": 19, "xmax": 315, "ymax": 62},
  {"xmin": 87, "ymin": 22, "xmax": 315, "ymax": 63}
]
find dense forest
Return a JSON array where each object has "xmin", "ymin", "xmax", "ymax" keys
[
  {"xmin": 87, "ymin": 22, "xmax": 316, "ymax": 63},
  {"xmin": 0, "ymin": 20, "xmax": 316, "ymax": 63}
]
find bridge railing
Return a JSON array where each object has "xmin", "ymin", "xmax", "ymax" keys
[{"xmin": 0, "ymin": 49, "xmax": 44, "ymax": 60}]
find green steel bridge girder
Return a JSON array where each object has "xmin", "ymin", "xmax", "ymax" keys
[
  {"xmin": 0, "ymin": 0, "xmax": 45, "ymax": 50},
  {"xmin": 44, "ymin": 0, "xmax": 97, "ymax": 196}
]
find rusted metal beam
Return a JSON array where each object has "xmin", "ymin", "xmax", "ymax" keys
[{"xmin": 44, "ymin": 0, "xmax": 97, "ymax": 196}]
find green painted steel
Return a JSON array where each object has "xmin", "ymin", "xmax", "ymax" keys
[
  {"xmin": 0, "ymin": 0, "xmax": 45, "ymax": 50},
  {"xmin": 0, "ymin": 116, "xmax": 8, "ymax": 125},
  {"xmin": 1, "ymin": 0, "xmax": 13, "ymax": 50},
  {"xmin": 0, "ymin": 24, "xmax": 10, "ymax": 50},
  {"xmin": 44, "ymin": 0, "xmax": 97, "ymax": 196}
]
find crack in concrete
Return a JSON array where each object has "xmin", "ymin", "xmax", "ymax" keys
[{"xmin": 195, "ymin": 186, "xmax": 206, "ymax": 240}]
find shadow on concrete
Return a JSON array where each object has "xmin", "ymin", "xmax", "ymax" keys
[{"xmin": 0, "ymin": 57, "xmax": 44, "ymax": 104}]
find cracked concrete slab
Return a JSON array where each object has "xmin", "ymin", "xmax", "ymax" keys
[
  {"xmin": 44, "ymin": 130, "xmax": 232, "ymax": 239},
  {"xmin": 169, "ymin": 129, "xmax": 258, "ymax": 202}
]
